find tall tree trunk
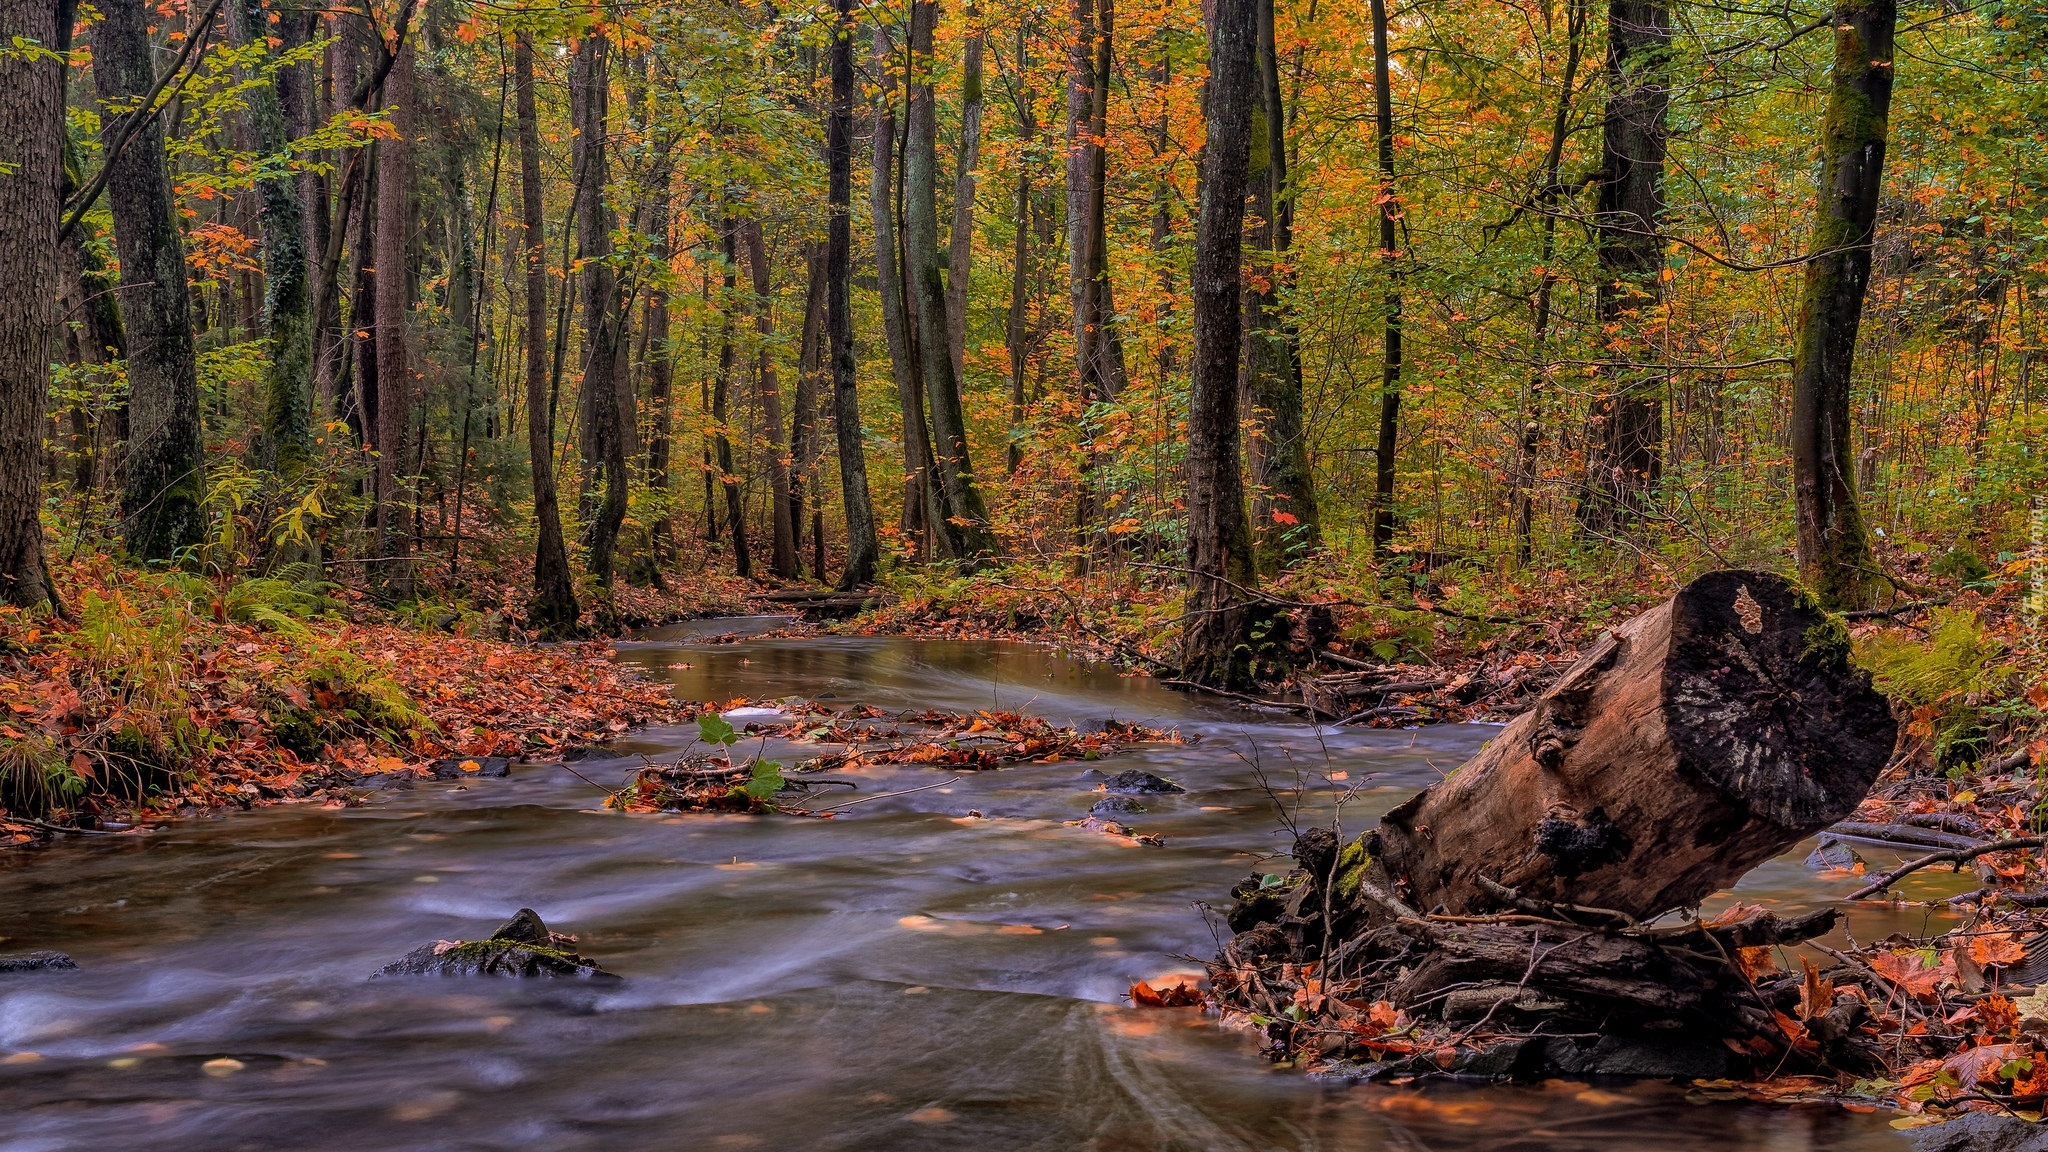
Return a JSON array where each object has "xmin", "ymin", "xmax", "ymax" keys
[
  {"xmin": 96, "ymin": 0, "xmax": 205, "ymax": 563},
  {"xmin": 1790, "ymin": 0, "xmax": 1894, "ymax": 609},
  {"xmin": 1575, "ymin": 0, "xmax": 1670, "ymax": 534},
  {"xmin": 230, "ymin": 0, "xmax": 315, "ymax": 480},
  {"xmin": 1368, "ymin": 0, "xmax": 1403, "ymax": 556},
  {"xmin": 907, "ymin": 0, "xmax": 997, "ymax": 561},
  {"xmin": 946, "ymin": 5, "xmax": 985, "ymax": 384},
  {"xmin": 1511, "ymin": 0, "xmax": 1587, "ymax": 567},
  {"xmin": 1181, "ymin": 0, "xmax": 1259, "ymax": 689},
  {"xmin": 571, "ymin": 33, "xmax": 631, "ymax": 588},
  {"xmin": 514, "ymin": 32, "xmax": 578, "ymax": 636},
  {"xmin": 1005, "ymin": 23, "xmax": 1036, "ymax": 477},
  {"xmin": 742, "ymin": 216, "xmax": 799, "ymax": 579},
  {"xmin": 872, "ymin": 24, "xmax": 938, "ymax": 554},
  {"xmin": 644, "ymin": 176, "xmax": 675, "ymax": 573},
  {"xmin": 1066, "ymin": 0, "xmax": 1128, "ymax": 402},
  {"xmin": 1240, "ymin": 0, "xmax": 1318, "ymax": 571},
  {"xmin": 830, "ymin": 0, "xmax": 880, "ymax": 588},
  {"xmin": 715, "ymin": 217, "xmax": 752, "ymax": 577},
  {"xmin": 374, "ymin": 45, "xmax": 415, "ymax": 598},
  {"xmin": 791, "ymin": 241, "xmax": 828, "ymax": 575},
  {"xmin": 0, "ymin": 0, "xmax": 60, "ymax": 609}
]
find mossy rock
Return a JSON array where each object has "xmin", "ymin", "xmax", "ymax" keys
[{"xmin": 375, "ymin": 909, "xmax": 618, "ymax": 981}]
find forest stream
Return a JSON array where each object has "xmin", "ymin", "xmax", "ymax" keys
[{"xmin": 0, "ymin": 626, "xmax": 1980, "ymax": 1151}]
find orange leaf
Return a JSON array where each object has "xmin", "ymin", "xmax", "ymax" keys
[{"xmin": 1969, "ymin": 933, "xmax": 2027, "ymax": 969}]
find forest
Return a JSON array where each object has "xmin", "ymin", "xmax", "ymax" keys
[{"xmin": 2, "ymin": 0, "xmax": 2048, "ymax": 1138}]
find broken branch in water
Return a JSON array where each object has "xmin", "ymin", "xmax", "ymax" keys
[{"xmin": 1845, "ymin": 836, "xmax": 2048, "ymax": 900}]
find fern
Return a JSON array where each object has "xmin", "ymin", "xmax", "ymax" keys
[{"xmin": 1859, "ymin": 609, "xmax": 2020, "ymax": 769}]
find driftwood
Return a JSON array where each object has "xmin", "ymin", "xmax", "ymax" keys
[{"xmin": 1214, "ymin": 571, "xmax": 1902, "ymax": 1077}]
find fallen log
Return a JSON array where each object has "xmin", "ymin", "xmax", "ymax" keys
[
  {"xmin": 1213, "ymin": 570, "xmax": 1901, "ymax": 1078},
  {"xmin": 1369, "ymin": 569, "xmax": 1895, "ymax": 920}
]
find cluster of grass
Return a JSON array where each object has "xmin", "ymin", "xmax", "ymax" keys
[{"xmin": 0, "ymin": 562, "xmax": 427, "ymax": 821}]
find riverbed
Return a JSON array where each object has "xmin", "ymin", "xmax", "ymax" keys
[{"xmin": 0, "ymin": 625, "xmax": 1944, "ymax": 1149}]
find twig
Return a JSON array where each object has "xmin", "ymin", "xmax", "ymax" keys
[
  {"xmin": 1845, "ymin": 837, "xmax": 2047, "ymax": 900},
  {"xmin": 801, "ymin": 774, "xmax": 964, "ymax": 813},
  {"xmin": 1162, "ymin": 679, "xmax": 1327, "ymax": 717},
  {"xmin": 3, "ymin": 817, "xmax": 117, "ymax": 837}
]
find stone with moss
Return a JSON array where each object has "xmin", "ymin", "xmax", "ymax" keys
[{"xmin": 375, "ymin": 909, "xmax": 618, "ymax": 981}]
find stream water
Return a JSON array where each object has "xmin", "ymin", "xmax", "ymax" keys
[{"xmin": 0, "ymin": 623, "xmax": 1962, "ymax": 1150}]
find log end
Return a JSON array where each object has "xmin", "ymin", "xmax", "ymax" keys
[{"xmin": 1663, "ymin": 570, "xmax": 1896, "ymax": 831}]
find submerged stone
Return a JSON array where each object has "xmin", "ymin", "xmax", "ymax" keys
[
  {"xmin": 430, "ymin": 756, "xmax": 511, "ymax": 780},
  {"xmin": 1098, "ymin": 770, "xmax": 1184, "ymax": 795},
  {"xmin": 0, "ymin": 951, "xmax": 78, "ymax": 974},
  {"xmin": 1090, "ymin": 795, "xmax": 1145, "ymax": 815},
  {"xmin": 375, "ymin": 909, "xmax": 617, "ymax": 981}
]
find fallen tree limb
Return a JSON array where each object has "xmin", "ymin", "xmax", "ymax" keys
[{"xmin": 1846, "ymin": 836, "xmax": 2048, "ymax": 900}]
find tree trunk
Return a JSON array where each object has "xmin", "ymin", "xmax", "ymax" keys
[
  {"xmin": 829, "ymin": 0, "xmax": 880, "ymax": 588},
  {"xmin": 791, "ymin": 241, "xmax": 828, "ymax": 576},
  {"xmin": 571, "ymin": 34, "xmax": 631, "ymax": 589},
  {"xmin": 742, "ymin": 216, "xmax": 799, "ymax": 579},
  {"xmin": 96, "ymin": 0, "xmax": 205, "ymax": 563},
  {"xmin": 1241, "ymin": 0, "xmax": 1318, "ymax": 572},
  {"xmin": 946, "ymin": 7, "xmax": 984, "ymax": 385},
  {"xmin": 906, "ymin": 0, "xmax": 996, "ymax": 561},
  {"xmin": 871, "ymin": 24, "xmax": 937, "ymax": 554},
  {"xmin": 644, "ymin": 195, "xmax": 675, "ymax": 574},
  {"xmin": 1369, "ymin": 570, "xmax": 1894, "ymax": 920},
  {"xmin": 716, "ymin": 217, "xmax": 752, "ymax": 578},
  {"xmin": 1005, "ymin": 26, "xmax": 1034, "ymax": 479},
  {"xmin": 374, "ymin": 45, "xmax": 415, "ymax": 598},
  {"xmin": 1181, "ymin": 0, "xmax": 1260, "ymax": 689},
  {"xmin": 514, "ymin": 32, "xmax": 578, "ymax": 637},
  {"xmin": 1575, "ymin": 0, "xmax": 1670, "ymax": 534},
  {"xmin": 1790, "ymin": 0, "xmax": 1894, "ymax": 610},
  {"xmin": 0, "ymin": 0, "xmax": 60, "ymax": 609},
  {"xmin": 232, "ymin": 0, "xmax": 316, "ymax": 483},
  {"xmin": 1368, "ymin": 0, "xmax": 1402, "ymax": 556},
  {"xmin": 1065, "ymin": 0, "xmax": 1127, "ymax": 403}
]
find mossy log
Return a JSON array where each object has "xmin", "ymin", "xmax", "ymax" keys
[{"xmin": 1368, "ymin": 569, "xmax": 1895, "ymax": 921}]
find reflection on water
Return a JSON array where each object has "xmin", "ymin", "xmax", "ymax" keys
[{"xmin": 0, "ymin": 633, "xmax": 1916, "ymax": 1150}]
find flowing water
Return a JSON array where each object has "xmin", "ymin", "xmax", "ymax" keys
[{"xmin": 0, "ymin": 624, "xmax": 1958, "ymax": 1150}]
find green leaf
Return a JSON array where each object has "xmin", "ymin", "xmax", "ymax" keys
[{"xmin": 697, "ymin": 714, "xmax": 738, "ymax": 747}]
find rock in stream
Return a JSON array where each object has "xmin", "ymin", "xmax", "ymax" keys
[{"xmin": 376, "ymin": 909, "xmax": 618, "ymax": 981}]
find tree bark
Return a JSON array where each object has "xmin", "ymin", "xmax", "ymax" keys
[
  {"xmin": 871, "ymin": 24, "xmax": 937, "ymax": 554},
  {"xmin": 791, "ymin": 241, "xmax": 827, "ymax": 576},
  {"xmin": 1004, "ymin": 23, "xmax": 1034, "ymax": 477},
  {"xmin": 373, "ymin": 45, "xmax": 415, "ymax": 597},
  {"xmin": 1790, "ymin": 0, "xmax": 1894, "ymax": 610},
  {"xmin": 1241, "ymin": 0, "xmax": 1318, "ymax": 572},
  {"xmin": 716, "ymin": 216, "xmax": 752, "ymax": 578},
  {"xmin": 514, "ymin": 32, "xmax": 578, "ymax": 637},
  {"xmin": 0, "ymin": 0, "xmax": 60, "ymax": 609},
  {"xmin": 1181, "ymin": 0, "xmax": 1260, "ymax": 689},
  {"xmin": 232, "ymin": 0, "xmax": 316, "ymax": 484},
  {"xmin": 829, "ymin": 2, "xmax": 880, "ymax": 588},
  {"xmin": 742, "ymin": 216, "xmax": 799, "ymax": 579},
  {"xmin": 643, "ymin": 178, "xmax": 675, "ymax": 574},
  {"xmin": 1575, "ymin": 0, "xmax": 1670, "ymax": 534},
  {"xmin": 1369, "ymin": 570, "xmax": 1894, "ymax": 920},
  {"xmin": 570, "ymin": 33, "xmax": 631, "ymax": 588},
  {"xmin": 946, "ymin": 6, "xmax": 985, "ymax": 385},
  {"xmin": 1368, "ymin": 0, "xmax": 1402, "ymax": 556},
  {"xmin": 906, "ymin": 0, "xmax": 996, "ymax": 561},
  {"xmin": 96, "ymin": 0, "xmax": 205, "ymax": 563}
]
